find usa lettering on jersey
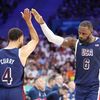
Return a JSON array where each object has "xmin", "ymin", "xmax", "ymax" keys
[{"xmin": 81, "ymin": 49, "xmax": 93, "ymax": 56}]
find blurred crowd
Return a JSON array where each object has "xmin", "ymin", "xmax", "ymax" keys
[
  {"xmin": 48, "ymin": 0, "xmax": 100, "ymax": 37},
  {"xmin": 57, "ymin": 0, "xmax": 100, "ymax": 19},
  {"xmin": 1, "ymin": 28, "xmax": 100, "ymax": 100},
  {"xmin": 0, "ymin": 35, "xmax": 76, "ymax": 100},
  {"xmin": 0, "ymin": 0, "xmax": 100, "ymax": 99},
  {"xmin": 0, "ymin": 0, "xmax": 22, "ymax": 24}
]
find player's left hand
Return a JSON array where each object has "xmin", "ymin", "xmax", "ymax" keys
[
  {"xmin": 21, "ymin": 8, "xmax": 32, "ymax": 22},
  {"xmin": 31, "ymin": 8, "xmax": 44, "ymax": 24}
]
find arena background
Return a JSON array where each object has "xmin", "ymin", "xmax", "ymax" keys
[{"xmin": 0, "ymin": 0, "xmax": 100, "ymax": 100}]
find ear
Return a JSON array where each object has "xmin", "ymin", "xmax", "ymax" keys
[
  {"xmin": 19, "ymin": 35, "xmax": 23, "ymax": 41},
  {"xmin": 17, "ymin": 37, "xmax": 21, "ymax": 42}
]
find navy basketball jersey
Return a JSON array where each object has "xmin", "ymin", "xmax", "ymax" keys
[
  {"xmin": 0, "ymin": 48, "xmax": 24, "ymax": 88},
  {"xmin": 75, "ymin": 37, "xmax": 100, "ymax": 86},
  {"xmin": 28, "ymin": 86, "xmax": 46, "ymax": 100}
]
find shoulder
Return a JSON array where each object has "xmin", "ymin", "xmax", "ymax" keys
[
  {"xmin": 52, "ymin": 84, "xmax": 59, "ymax": 90},
  {"xmin": 28, "ymin": 87, "xmax": 39, "ymax": 98},
  {"xmin": 46, "ymin": 86, "xmax": 51, "ymax": 90},
  {"xmin": 47, "ymin": 91, "xmax": 59, "ymax": 99},
  {"xmin": 93, "ymin": 37, "xmax": 100, "ymax": 45},
  {"xmin": 29, "ymin": 87, "xmax": 39, "ymax": 94},
  {"xmin": 48, "ymin": 90, "xmax": 58, "ymax": 96}
]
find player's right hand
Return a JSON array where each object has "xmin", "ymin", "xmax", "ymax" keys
[
  {"xmin": 31, "ymin": 8, "xmax": 44, "ymax": 24},
  {"xmin": 21, "ymin": 8, "xmax": 32, "ymax": 23}
]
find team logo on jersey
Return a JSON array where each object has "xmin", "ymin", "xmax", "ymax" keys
[{"xmin": 81, "ymin": 49, "xmax": 93, "ymax": 56}]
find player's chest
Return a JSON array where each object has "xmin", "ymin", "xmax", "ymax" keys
[{"xmin": 77, "ymin": 44, "xmax": 100, "ymax": 57}]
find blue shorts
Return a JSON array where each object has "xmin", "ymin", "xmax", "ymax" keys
[
  {"xmin": 0, "ymin": 87, "xmax": 26, "ymax": 100},
  {"xmin": 75, "ymin": 85, "xmax": 99, "ymax": 100}
]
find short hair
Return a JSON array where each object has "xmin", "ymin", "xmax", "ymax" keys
[
  {"xmin": 8, "ymin": 28, "xmax": 23, "ymax": 41},
  {"xmin": 60, "ymin": 85, "xmax": 69, "ymax": 91},
  {"xmin": 79, "ymin": 20, "xmax": 93, "ymax": 32},
  {"xmin": 48, "ymin": 74, "xmax": 56, "ymax": 83},
  {"xmin": 34, "ymin": 76, "xmax": 43, "ymax": 83}
]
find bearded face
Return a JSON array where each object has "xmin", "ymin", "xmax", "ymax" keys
[{"xmin": 78, "ymin": 26, "xmax": 92, "ymax": 44}]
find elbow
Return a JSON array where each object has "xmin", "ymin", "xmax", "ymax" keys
[
  {"xmin": 47, "ymin": 37, "xmax": 54, "ymax": 43},
  {"xmin": 36, "ymin": 37, "xmax": 39, "ymax": 44},
  {"xmin": 48, "ymin": 39, "xmax": 52, "ymax": 43},
  {"xmin": 32, "ymin": 37, "xmax": 39, "ymax": 45},
  {"xmin": 37, "ymin": 39, "xmax": 39, "ymax": 44},
  {"xmin": 35, "ymin": 35, "xmax": 39, "ymax": 44}
]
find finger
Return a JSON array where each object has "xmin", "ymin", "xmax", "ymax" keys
[
  {"xmin": 31, "ymin": 8, "xmax": 39, "ymax": 16},
  {"xmin": 24, "ymin": 8, "xmax": 30, "ymax": 14},
  {"xmin": 25, "ymin": 8, "xmax": 29, "ymax": 11},
  {"xmin": 21, "ymin": 12, "xmax": 24, "ymax": 18}
]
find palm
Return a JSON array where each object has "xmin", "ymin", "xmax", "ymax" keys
[
  {"xmin": 21, "ymin": 8, "xmax": 31, "ymax": 22},
  {"xmin": 31, "ymin": 9, "xmax": 43, "ymax": 24},
  {"xmin": 35, "ymin": 15, "xmax": 42, "ymax": 23}
]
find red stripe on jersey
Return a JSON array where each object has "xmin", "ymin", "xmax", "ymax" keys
[{"xmin": 22, "ymin": 87, "xmax": 26, "ymax": 100}]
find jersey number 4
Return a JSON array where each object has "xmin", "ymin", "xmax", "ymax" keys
[{"xmin": 2, "ymin": 67, "xmax": 13, "ymax": 85}]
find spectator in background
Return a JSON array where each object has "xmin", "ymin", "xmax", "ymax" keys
[
  {"xmin": 24, "ymin": 77, "xmax": 33, "ymax": 95},
  {"xmin": 47, "ymin": 85, "xmax": 69, "ymax": 100},
  {"xmin": 45, "ymin": 74, "xmax": 56, "ymax": 95},
  {"xmin": 52, "ymin": 74, "xmax": 64, "ymax": 91},
  {"xmin": 28, "ymin": 76, "xmax": 46, "ymax": 100},
  {"xmin": 68, "ymin": 81, "xmax": 75, "ymax": 100},
  {"xmin": 66, "ymin": 62, "xmax": 75, "ymax": 81}
]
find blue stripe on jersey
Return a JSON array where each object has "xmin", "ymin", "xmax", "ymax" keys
[
  {"xmin": 75, "ymin": 38, "xmax": 100, "ymax": 86},
  {"xmin": 0, "ymin": 48, "xmax": 24, "ymax": 88}
]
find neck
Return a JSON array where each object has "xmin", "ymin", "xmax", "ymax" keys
[
  {"xmin": 5, "ymin": 42, "xmax": 19, "ymax": 49},
  {"xmin": 58, "ymin": 89, "xmax": 62, "ymax": 96},
  {"xmin": 35, "ymin": 85, "xmax": 39, "ymax": 89},
  {"xmin": 56, "ymin": 83, "xmax": 62, "ymax": 87},
  {"xmin": 82, "ymin": 35, "xmax": 96, "ymax": 45},
  {"xmin": 87, "ymin": 35, "xmax": 96, "ymax": 43},
  {"xmin": 35, "ymin": 84, "xmax": 44, "ymax": 91},
  {"xmin": 47, "ymin": 84, "xmax": 52, "ymax": 88}
]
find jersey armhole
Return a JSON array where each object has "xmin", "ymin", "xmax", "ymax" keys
[
  {"xmin": 18, "ymin": 49, "xmax": 24, "ymax": 67},
  {"xmin": 75, "ymin": 39, "xmax": 79, "ymax": 57},
  {"xmin": 74, "ymin": 40, "xmax": 79, "ymax": 68}
]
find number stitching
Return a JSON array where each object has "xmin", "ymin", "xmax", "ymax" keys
[
  {"xmin": 2, "ymin": 67, "xmax": 13, "ymax": 85},
  {"xmin": 83, "ymin": 58, "xmax": 90, "ymax": 70}
]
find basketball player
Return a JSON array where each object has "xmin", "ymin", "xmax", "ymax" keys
[
  {"xmin": 31, "ymin": 9, "xmax": 100, "ymax": 100},
  {"xmin": 0, "ymin": 8, "xmax": 39, "ymax": 100}
]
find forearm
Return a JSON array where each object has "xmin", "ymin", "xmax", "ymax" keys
[
  {"xmin": 31, "ymin": 8, "xmax": 64, "ymax": 46},
  {"xmin": 26, "ymin": 21, "xmax": 39, "ymax": 42},
  {"xmin": 40, "ymin": 23, "xmax": 64, "ymax": 46}
]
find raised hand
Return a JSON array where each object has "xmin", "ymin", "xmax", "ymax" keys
[
  {"xmin": 31, "ymin": 8, "xmax": 44, "ymax": 24},
  {"xmin": 21, "ymin": 8, "xmax": 32, "ymax": 23}
]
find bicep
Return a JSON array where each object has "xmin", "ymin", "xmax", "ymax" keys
[
  {"xmin": 19, "ymin": 40, "xmax": 38, "ymax": 66},
  {"xmin": 61, "ymin": 37, "xmax": 77, "ymax": 48},
  {"xmin": 21, "ymin": 40, "xmax": 38, "ymax": 57}
]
